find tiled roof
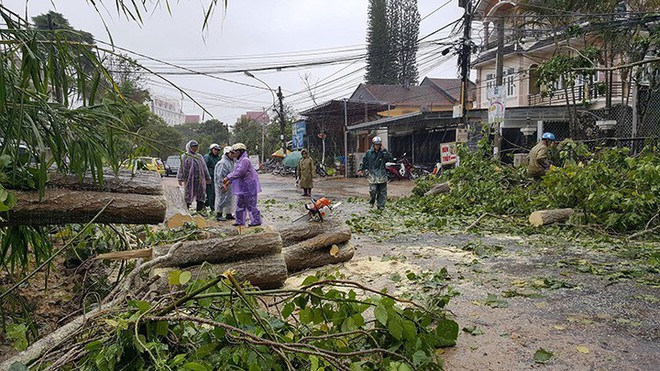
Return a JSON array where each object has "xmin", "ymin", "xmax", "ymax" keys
[
  {"xmin": 422, "ymin": 78, "xmax": 476, "ymax": 102},
  {"xmin": 352, "ymin": 84, "xmax": 455, "ymax": 107},
  {"xmin": 242, "ymin": 111, "xmax": 269, "ymax": 124}
]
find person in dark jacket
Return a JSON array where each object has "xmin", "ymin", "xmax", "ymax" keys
[
  {"xmin": 204, "ymin": 143, "xmax": 221, "ymax": 211},
  {"xmin": 358, "ymin": 136, "xmax": 393, "ymax": 210}
]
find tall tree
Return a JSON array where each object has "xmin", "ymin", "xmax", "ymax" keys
[
  {"xmin": 365, "ymin": 0, "xmax": 393, "ymax": 84},
  {"xmin": 397, "ymin": 0, "xmax": 420, "ymax": 85},
  {"xmin": 365, "ymin": 0, "xmax": 420, "ymax": 85}
]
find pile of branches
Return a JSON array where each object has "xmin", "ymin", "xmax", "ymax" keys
[{"xmin": 1, "ymin": 243, "xmax": 459, "ymax": 371}]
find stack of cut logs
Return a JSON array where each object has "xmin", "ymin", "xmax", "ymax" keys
[{"xmin": 150, "ymin": 221, "xmax": 354, "ymax": 289}]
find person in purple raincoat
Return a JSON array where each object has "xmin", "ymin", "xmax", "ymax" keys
[
  {"xmin": 177, "ymin": 140, "xmax": 211, "ymax": 211},
  {"xmin": 222, "ymin": 143, "xmax": 262, "ymax": 227}
]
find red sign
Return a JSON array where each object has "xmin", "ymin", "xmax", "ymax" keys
[{"xmin": 440, "ymin": 142, "xmax": 457, "ymax": 165}]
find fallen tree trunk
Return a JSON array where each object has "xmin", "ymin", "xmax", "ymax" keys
[
  {"xmin": 48, "ymin": 169, "xmax": 163, "ymax": 195},
  {"xmin": 424, "ymin": 182, "xmax": 451, "ymax": 197},
  {"xmin": 281, "ymin": 224, "xmax": 352, "ymax": 271},
  {"xmin": 279, "ymin": 220, "xmax": 343, "ymax": 247},
  {"xmin": 152, "ymin": 231, "xmax": 283, "ymax": 267},
  {"xmin": 152, "ymin": 254, "xmax": 288, "ymax": 290},
  {"xmin": 1, "ymin": 190, "xmax": 166, "ymax": 226},
  {"xmin": 284, "ymin": 242, "xmax": 355, "ymax": 273},
  {"xmin": 529, "ymin": 208, "xmax": 575, "ymax": 227}
]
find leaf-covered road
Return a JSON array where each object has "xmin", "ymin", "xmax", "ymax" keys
[{"xmin": 255, "ymin": 174, "xmax": 660, "ymax": 370}]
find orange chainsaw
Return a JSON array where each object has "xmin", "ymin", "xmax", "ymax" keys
[{"xmin": 293, "ymin": 197, "xmax": 341, "ymax": 223}]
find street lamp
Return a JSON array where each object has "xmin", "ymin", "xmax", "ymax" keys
[{"xmin": 244, "ymin": 71, "xmax": 277, "ymax": 164}]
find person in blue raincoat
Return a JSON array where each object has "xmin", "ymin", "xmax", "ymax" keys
[
  {"xmin": 223, "ymin": 143, "xmax": 262, "ymax": 227},
  {"xmin": 214, "ymin": 146, "xmax": 236, "ymax": 221},
  {"xmin": 177, "ymin": 140, "xmax": 211, "ymax": 211},
  {"xmin": 358, "ymin": 136, "xmax": 393, "ymax": 210}
]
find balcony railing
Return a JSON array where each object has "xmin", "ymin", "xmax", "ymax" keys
[{"xmin": 528, "ymin": 82, "xmax": 624, "ymax": 107}]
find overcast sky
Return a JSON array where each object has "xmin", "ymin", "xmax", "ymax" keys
[{"xmin": 10, "ymin": 0, "xmax": 465, "ymax": 124}]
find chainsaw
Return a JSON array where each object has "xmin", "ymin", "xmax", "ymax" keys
[{"xmin": 293, "ymin": 197, "xmax": 341, "ymax": 223}]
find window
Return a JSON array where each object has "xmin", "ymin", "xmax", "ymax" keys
[{"xmin": 505, "ymin": 68, "xmax": 516, "ymax": 97}]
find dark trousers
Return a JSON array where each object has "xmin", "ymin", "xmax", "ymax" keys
[
  {"xmin": 369, "ymin": 183, "xmax": 387, "ymax": 209},
  {"xmin": 205, "ymin": 183, "xmax": 215, "ymax": 211}
]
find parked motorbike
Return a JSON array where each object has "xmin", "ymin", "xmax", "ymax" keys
[
  {"xmin": 316, "ymin": 163, "xmax": 327, "ymax": 177},
  {"xmin": 385, "ymin": 153, "xmax": 413, "ymax": 181}
]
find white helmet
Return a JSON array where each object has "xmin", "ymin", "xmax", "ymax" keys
[
  {"xmin": 210, "ymin": 143, "xmax": 221, "ymax": 151},
  {"xmin": 232, "ymin": 143, "xmax": 247, "ymax": 151},
  {"xmin": 372, "ymin": 136, "xmax": 382, "ymax": 144},
  {"xmin": 223, "ymin": 146, "xmax": 232, "ymax": 154}
]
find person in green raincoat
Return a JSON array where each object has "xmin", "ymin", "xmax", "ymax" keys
[
  {"xmin": 358, "ymin": 136, "xmax": 393, "ymax": 210},
  {"xmin": 297, "ymin": 149, "xmax": 316, "ymax": 197}
]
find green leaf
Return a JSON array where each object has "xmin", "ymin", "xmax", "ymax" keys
[
  {"xmin": 402, "ymin": 319, "xmax": 417, "ymax": 341},
  {"xmin": 282, "ymin": 302, "xmax": 295, "ymax": 319},
  {"xmin": 374, "ymin": 304, "xmax": 388, "ymax": 326},
  {"xmin": 7, "ymin": 324, "xmax": 28, "ymax": 351},
  {"xmin": 412, "ymin": 350, "xmax": 428, "ymax": 366},
  {"xmin": 183, "ymin": 362, "xmax": 210, "ymax": 371},
  {"xmin": 302, "ymin": 275, "xmax": 320, "ymax": 285},
  {"xmin": 435, "ymin": 319, "xmax": 459, "ymax": 347},
  {"xmin": 387, "ymin": 315, "xmax": 403, "ymax": 340},
  {"xmin": 155, "ymin": 321, "xmax": 169, "ymax": 336},
  {"xmin": 533, "ymin": 348, "xmax": 554, "ymax": 363},
  {"xmin": 7, "ymin": 363, "xmax": 28, "ymax": 371},
  {"xmin": 168, "ymin": 270, "xmax": 181, "ymax": 285},
  {"xmin": 179, "ymin": 271, "xmax": 192, "ymax": 285}
]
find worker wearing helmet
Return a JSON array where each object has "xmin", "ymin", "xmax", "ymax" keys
[
  {"xmin": 204, "ymin": 143, "xmax": 222, "ymax": 211},
  {"xmin": 214, "ymin": 146, "xmax": 236, "ymax": 221},
  {"xmin": 177, "ymin": 140, "xmax": 212, "ymax": 211},
  {"xmin": 528, "ymin": 132, "xmax": 556, "ymax": 178},
  {"xmin": 223, "ymin": 143, "xmax": 262, "ymax": 227},
  {"xmin": 358, "ymin": 136, "xmax": 393, "ymax": 210}
]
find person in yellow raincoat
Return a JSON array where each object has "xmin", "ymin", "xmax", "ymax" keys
[{"xmin": 297, "ymin": 149, "xmax": 316, "ymax": 197}]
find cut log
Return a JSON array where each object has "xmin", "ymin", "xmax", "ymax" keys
[
  {"xmin": 1, "ymin": 190, "xmax": 166, "ymax": 226},
  {"xmin": 151, "ymin": 254, "xmax": 288, "ymax": 289},
  {"xmin": 529, "ymin": 208, "xmax": 575, "ymax": 227},
  {"xmin": 48, "ymin": 169, "xmax": 163, "ymax": 195},
  {"xmin": 163, "ymin": 184, "xmax": 188, "ymax": 220},
  {"xmin": 279, "ymin": 220, "xmax": 343, "ymax": 247},
  {"xmin": 152, "ymin": 231, "xmax": 283, "ymax": 268},
  {"xmin": 285, "ymin": 242, "xmax": 355, "ymax": 273},
  {"xmin": 424, "ymin": 182, "xmax": 451, "ymax": 197},
  {"xmin": 95, "ymin": 248, "xmax": 152, "ymax": 260},
  {"xmin": 281, "ymin": 224, "xmax": 352, "ymax": 271}
]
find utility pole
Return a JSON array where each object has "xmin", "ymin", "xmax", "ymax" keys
[
  {"xmin": 277, "ymin": 87, "xmax": 287, "ymax": 156},
  {"xmin": 494, "ymin": 17, "xmax": 505, "ymax": 158},
  {"xmin": 460, "ymin": 0, "xmax": 473, "ymax": 128}
]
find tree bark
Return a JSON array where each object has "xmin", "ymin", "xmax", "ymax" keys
[
  {"xmin": 152, "ymin": 231, "xmax": 283, "ymax": 268},
  {"xmin": 48, "ymin": 169, "xmax": 163, "ymax": 195},
  {"xmin": 151, "ymin": 254, "xmax": 288, "ymax": 290},
  {"xmin": 284, "ymin": 242, "xmax": 355, "ymax": 273},
  {"xmin": 279, "ymin": 220, "xmax": 343, "ymax": 247},
  {"xmin": 282, "ymin": 224, "xmax": 352, "ymax": 271},
  {"xmin": 424, "ymin": 182, "xmax": 451, "ymax": 196},
  {"xmin": 529, "ymin": 208, "xmax": 575, "ymax": 227},
  {"xmin": 1, "ymin": 190, "xmax": 166, "ymax": 226}
]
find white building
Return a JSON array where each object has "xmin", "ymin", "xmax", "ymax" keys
[{"xmin": 150, "ymin": 95, "xmax": 185, "ymax": 126}]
